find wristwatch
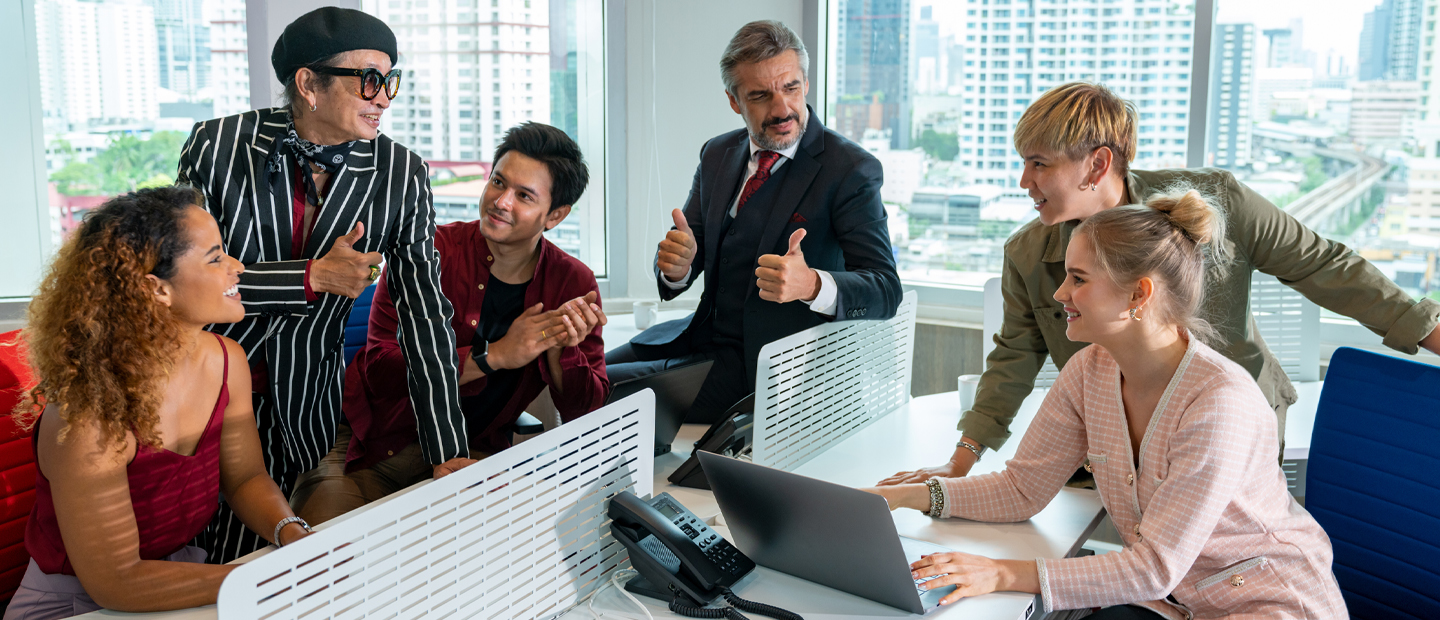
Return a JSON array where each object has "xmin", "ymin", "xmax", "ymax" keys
[
  {"xmin": 957, "ymin": 438, "xmax": 987, "ymax": 460},
  {"xmin": 471, "ymin": 340, "xmax": 497, "ymax": 375},
  {"xmin": 274, "ymin": 516, "xmax": 312, "ymax": 547}
]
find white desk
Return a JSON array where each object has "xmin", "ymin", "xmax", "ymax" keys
[
  {"xmin": 573, "ymin": 390, "xmax": 1106, "ymax": 620},
  {"xmin": 77, "ymin": 390, "xmax": 1103, "ymax": 620}
]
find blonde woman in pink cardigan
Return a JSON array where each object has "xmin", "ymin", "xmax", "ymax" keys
[{"xmin": 866, "ymin": 189, "xmax": 1347, "ymax": 619}]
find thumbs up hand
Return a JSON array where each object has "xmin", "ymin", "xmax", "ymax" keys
[
  {"xmin": 657, "ymin": 209, "xmax": 698, "ymax": 283},
  {"xmin": 756, "ymin": 228, "xmax": 820, "ymax": 304},
  {"xmin": 312, "ymin": 221, "xmax": 385, "ymax": 298}
]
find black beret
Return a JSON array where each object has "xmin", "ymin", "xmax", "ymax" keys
[{"xmin": 271, "ymin": 7, "xmax": 399, "ymax": 84}]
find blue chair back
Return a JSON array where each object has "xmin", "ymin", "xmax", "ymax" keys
[
  {"xmin": 344, "ymin": 284, "xmax": 377, "ymax": 365},
  {"xmin": 1307, "ymin": 347, "xmax": 1440, "ymax": 617}
]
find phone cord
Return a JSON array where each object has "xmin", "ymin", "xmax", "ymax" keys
[
  {"xmin": 667, "ymin": 593, "xmax": 750, "ymax": 620},
  {"xmin": 720, "ymin": 587, "xmax": 805, "ymax": 620}
]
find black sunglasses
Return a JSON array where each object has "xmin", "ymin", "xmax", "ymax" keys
[{"xmin": 309, "ymin": 67, "xmax": 403, "ymax": 101}]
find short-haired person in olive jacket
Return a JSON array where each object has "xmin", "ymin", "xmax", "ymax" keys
[
  {"xmin": 290, "ymin": 123, "xmax": 611, "ymax": 523},
  {"xmin": 606, "ymin": 21, "xmax": 903, "ymax": 423}
]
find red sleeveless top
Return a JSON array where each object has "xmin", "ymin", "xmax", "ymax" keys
[{"xmin": 25, "ymin": 334, "xmax": 228, "ymax": 575}]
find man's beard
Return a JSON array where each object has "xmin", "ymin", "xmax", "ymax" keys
[{"xmin": 749, "ymin": 110, "xmax": 805, "ymax": 151}]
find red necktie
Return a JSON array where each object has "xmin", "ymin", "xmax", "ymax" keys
[{"xmin": 736, "ymin": 150, "xmax": 781, "ymax": 212}]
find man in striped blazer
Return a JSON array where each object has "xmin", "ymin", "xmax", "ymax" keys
[{"xmin": 176, "ymin": 8, "xmax": 471, "ymax": 562}]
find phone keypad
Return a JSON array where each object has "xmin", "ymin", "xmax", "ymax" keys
[{"xmin": 703, "ymin": 539, "xmax": 748, "ymax": 576}]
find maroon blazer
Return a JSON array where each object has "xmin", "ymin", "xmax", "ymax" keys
[{"xmin": 343, "ymin": 221, "xmax": 609, "ymax": 471}]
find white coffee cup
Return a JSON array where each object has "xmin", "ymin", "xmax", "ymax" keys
[
  {"xmin": 958, "ymin": 374, "xmax": 981, "ymax": 411},
  {"xmin": 633, "ymin": 301, "xmax": 660, "ymax": 330}
]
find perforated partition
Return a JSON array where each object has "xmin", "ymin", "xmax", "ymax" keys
[
  {"xmin": 1249, "ymin": 274, "xmax": 1320, "ymax": 382},
  {"xmin": 216, "ymin": 391, "xmax": 655, "ymax": 620},
  {"xmin": 751, "ymin": 291, "xmax": 917, "ymax": 472}
]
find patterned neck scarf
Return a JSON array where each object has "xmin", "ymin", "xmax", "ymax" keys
[{"xmin": 268, "ymin": 113, "xmax": 356, "ymax": 207}]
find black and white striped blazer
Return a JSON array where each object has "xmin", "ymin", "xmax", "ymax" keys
[{"xmin": 177, "ymin": 107, "xmax": 467, "ymax": 474}]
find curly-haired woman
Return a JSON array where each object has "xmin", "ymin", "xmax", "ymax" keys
[{"xmin": 4, "ymin": 187, "xmax": 310, "ymax": 619}]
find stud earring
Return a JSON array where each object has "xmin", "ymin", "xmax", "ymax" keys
[{"xmin": 1129, "ymin": 307, "xmax": 1143, "ymax": 321}]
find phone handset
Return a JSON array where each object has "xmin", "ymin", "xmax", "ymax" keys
[{"xmin": 608, "ymin": 491, "xmax": 754, "ymax": 605}]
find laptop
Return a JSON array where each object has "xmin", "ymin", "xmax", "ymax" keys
[
  {"xmin": 606, "ymin": 360, "xmax": 714, "ymax": 456},
  {"xmin": 696, "ymin": 451, "xmax": 959, "ymax": 614}
]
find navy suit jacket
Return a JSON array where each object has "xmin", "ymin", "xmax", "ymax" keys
[{"xmin": 632, "ymin": 107, "xmax": 902, "ymax": 381}]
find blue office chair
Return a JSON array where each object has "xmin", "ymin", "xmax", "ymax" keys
[
  {"xmin": 1306, "ymin": 347, "xmax": 1440, "ymax": 617},
  {"xmin": 343, "ymin": 284, "xmax": 377, "ymax": 365}
]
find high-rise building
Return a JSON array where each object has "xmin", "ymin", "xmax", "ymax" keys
[
  {"xmin": 1360, "ymin": 0, "xmax": 1393, "ymax": 81},
  {"xmin": 913, "ymin": 5, "xmax": 942, "ymax": 95},
  {"xmin": 834, "ymin": 0, "xmax": 911, "ymax": 150},
  {"xmin": 952, "ymin": 0, "xmax": 1195, "ymax": 189},
  {"xmin": 1262, "ymin": 27, "xmax": 1294, "ymax": 68},
  {"xmin": 34, "ymin": 0, "xmax": 159, "ymax": 129},
  {"xmin": 370, "ymin": 0, "xmax": 553, "ymax": 163},
  {"xmin": 1388, "ymin": 0, "xmax": 1423, "ymax": 81},
  {"xmin": 151, "ymin": 0, "xmax": 209, "ymax": 98},
  {"xmin": 207, "ymin": 0, "xmax": 249, "ymax": 118},
  {"xmin": 1350, "ymin": 80, "xmax": 1421, "ymax": 146},
  {"xmin": 1207, "ymin": 23, "xmax": 1254, "ymax": 169}
]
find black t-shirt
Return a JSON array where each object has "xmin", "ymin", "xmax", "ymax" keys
[{"xmin": 461, "ymin": 274, "xmax": 531, "ymax": 440}]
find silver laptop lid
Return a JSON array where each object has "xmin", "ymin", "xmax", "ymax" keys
[{"xmin": 696, "ymin": 451, "xmax": 927, "ymax": 614}]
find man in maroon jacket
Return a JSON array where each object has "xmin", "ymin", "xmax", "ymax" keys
[{"xmin": 291, "ymin": 123, "xmax": 610, "ymax": 523}]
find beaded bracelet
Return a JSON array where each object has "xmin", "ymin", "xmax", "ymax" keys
[{"xmin": 925, "ymin": 478, "xmax": 945, "ymax": 518}]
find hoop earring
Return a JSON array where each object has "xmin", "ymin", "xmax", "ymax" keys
[
  {"xmin": 1091, "ymin": 183, "xmax": 1098, "ymax": 192},
  {"xmin": 310, "ymin": 103, "xmax": 317, "ymax": 112},
  {"xmin": 1129, "ymin": 307, "xmax": 1143, "ymax": 321}
]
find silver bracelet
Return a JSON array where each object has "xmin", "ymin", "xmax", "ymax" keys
[
  {"xmin": 956, "ymin": 439, "xmax": 986, "ymax": 461},
  {"xmin": 273, "ymin": 516, "xmax": 312, "ymax": 547},
  {"xmin": 925, "ymin": 478, "xmax": 945, "ymax": 518}
]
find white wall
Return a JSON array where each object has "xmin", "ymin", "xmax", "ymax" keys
[
  {"xmin": 620, "ymin": 0, "xmax": 807, "ymax": 303},
  {"xmin": 247, "ymin": 0, "xmax": 362, "ymax": 110},
  {"xmin": 1, "ymin": 0, "xmax": 55, "ymax": 301}
]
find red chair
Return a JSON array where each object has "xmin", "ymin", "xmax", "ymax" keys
[{"xmin": 0, "ymin": 330, "xmax": 37, "ymax": 602}]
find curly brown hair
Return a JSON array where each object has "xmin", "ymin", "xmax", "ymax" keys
[{"xmin": 17, "ymin": 186, "xmax": 206, "ymax": 450}]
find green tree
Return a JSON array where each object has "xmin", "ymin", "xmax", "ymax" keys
[
  {"xmin": 916, "ymin": 128, "xmax": 959, "ymax": 161},
  {"xmin": 50, "ymin": 131, "xmax": 188, "ymax": 196}
]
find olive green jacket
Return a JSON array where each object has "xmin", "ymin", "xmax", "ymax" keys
[{"xmin": 960, "ymin": 168, "xmax": 1440, "ymax": 450}]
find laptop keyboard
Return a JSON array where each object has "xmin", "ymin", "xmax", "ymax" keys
[{"xmin": 914, "ymin": 573, "xmax": 942, "ymax": 593}]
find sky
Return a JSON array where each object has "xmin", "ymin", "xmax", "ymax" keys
[{"xmin": 920, "ymin": 0, "xmax": 1382, "ymax": 76}]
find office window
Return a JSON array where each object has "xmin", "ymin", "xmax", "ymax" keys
[
  {"xmin": 1206, "ymin": 3, "xmax": 1438, "ymax": 304},
  {"xmin": 33, "ymin": 0, "xmax": 249, "ymax": 245},
  {"xmin": 363, "ymin": 0, "xmax": 608, "ymax": 274},
  {"xmin": 825, "ymin": 0, "xmax": 1196, "ymax": 286}
]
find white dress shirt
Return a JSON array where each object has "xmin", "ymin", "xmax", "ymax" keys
[{"xmin": 662, "ymin": 139, "xmax": 838, "ymax": 316}]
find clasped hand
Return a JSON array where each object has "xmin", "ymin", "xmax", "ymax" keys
[{"xmin": 483, "ymin": 291, "xmax": 606, "ymax": 372}]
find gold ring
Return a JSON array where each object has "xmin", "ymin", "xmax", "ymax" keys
[
  {"xmin": 541, "ymin": 330, "xmax": 548, "ymax": 339},
  {"xmin": 367, "ymin": 265, "xmax": 380, "ymax": 281}
]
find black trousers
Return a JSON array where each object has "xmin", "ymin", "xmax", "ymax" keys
[
  {"xmin": 604, "ymin": 343, "xmax": 750, "ymax": 425},
  {"xmin": 1086, "ymin": 605, "xmax": 1166, "ymax": 620}
]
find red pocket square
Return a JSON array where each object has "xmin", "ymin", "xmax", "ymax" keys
[{"xmin": 790, "ymin": 213, "xmax": 807, "ymax": 223}]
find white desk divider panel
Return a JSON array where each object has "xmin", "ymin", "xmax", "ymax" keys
[
  {"xmin": 216, "ymin": 391, "xmax": 656, "ymax": 620},
  {"xmin": 751, "ymin": 290, "xmax": 917, "ymax": 472},
  {"xmin": 1249, "ymin": 274, "xmax": 1321, "ymax": 382},
  {"xmin": 982, "ymin": 277, "xmax": 1060, "ymax": 388}
]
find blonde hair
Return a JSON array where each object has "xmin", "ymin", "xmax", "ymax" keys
[
  {"xmin": 1014, "ymin": 82, "xmax": 1138, "ymax": 178},
  {"xmin": 1074, "ymin": 188, "xmax": 1229, "ymax": 342}
]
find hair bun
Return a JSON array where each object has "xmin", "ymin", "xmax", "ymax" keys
[{"xmin": 1146, "ymin": 189, "xmax": 1221, "ymax": 248}]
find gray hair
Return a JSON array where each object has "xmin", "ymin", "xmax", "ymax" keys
[{"xmin": 720, "ymin": 21, "xmax": 810, "ymax": 98}]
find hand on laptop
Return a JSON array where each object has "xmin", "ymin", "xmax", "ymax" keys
[
  {"xmin": 908, "ymin": 552, "xmax": 1040, "ymax": 606},
  {"xmin": 859, "ymin": 484, "xmax": 931, "ymax": 513}
]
